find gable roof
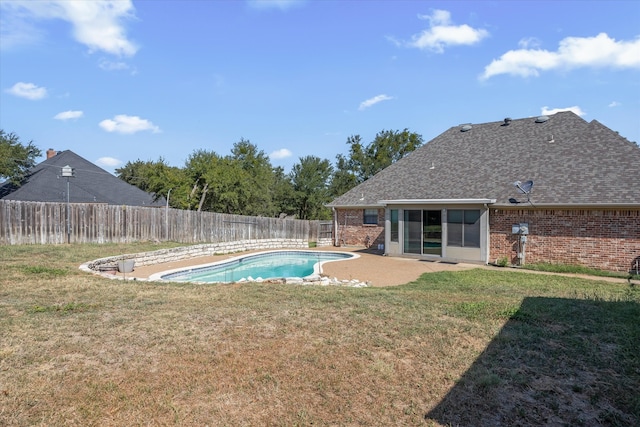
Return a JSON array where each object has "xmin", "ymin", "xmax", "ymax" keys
[
  {"xmin": 0, "ymin": 150, "xmax": 164, "ymax": 206},
  {"xmin": 329, "ymin": 112, "xmax": 640, "ymax": 208}
]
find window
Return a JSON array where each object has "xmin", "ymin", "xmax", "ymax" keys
[
  {"xmin": 363, "ymin": 209, "xmax": 378, "ymax": 225},
  {"xmin": 447, "ymin": 210, "xmax": 463, "ymax": 246},
  {"xmin": 447, "ymin": 209, "xmax": 481, "ymax": 248},
  {"xmin": 390, "ymin": 209, "xmax": 399, "ymax": 242},
  {"xmin": 463, "ymin": 210, "xmax": 481, "ymax": 247}
]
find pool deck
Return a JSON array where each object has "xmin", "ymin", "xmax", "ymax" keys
[
  {"xmin": 127, "ymin": 246, "xmax": 479, "ymax": 287},
  {"xmin": 123, "ymin": 246, "xmax": 636, "ymax": 288}
]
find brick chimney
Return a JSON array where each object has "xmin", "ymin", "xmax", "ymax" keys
[{"xmin": 46, "ymin": 148, "xmax": 57, "ymax": 159}]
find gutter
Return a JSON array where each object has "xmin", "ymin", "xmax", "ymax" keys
[
  {"xmin": 326, "ymin": 203, "xmax": 386, "ymax": 209},
  {"xmin": 378, "ymin": 198, "xmax": 497, "ymax": 206},
  {"xmin": 330, "ymin": 199, "xmax": 639, "ymax": 209},
  {"xmin": 493, "ymin": 202, "xmax": 640, "ymax": 209}
]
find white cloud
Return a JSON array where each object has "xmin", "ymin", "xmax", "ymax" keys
[
  {"xmin": 0, "ymin": 0, "xmax": 138, "ymax": 56},
  {"xmin": 608, "ymin": 101, "xmax": 621, "ymax": 108},
  {"xmin": 247, "ymin": 0, "xmax": 305, "ymax": 10},
  {"xmin": 99, "ymin": 114, "xmax": 161, "ymax": 134},
  {"xmin": 99, "ymin": 59, "xmax": 134, "ymax": 72},
  {"xmin": 396, "ymin": 9, "xmax": 489, "ymax": 53},
  {"xmin": 518, "ymin": 37, "xmax": 541, "ymax": 49},
  {"xmin": 54, "ymin": 110, "xmax": 83, "ymax": 120},
  {"xmin": 270, "ymin": 148, "xmax": 292, "ymax": 160},
  {"xmin": 481, "ymin": 33, "xmax": 640, "ymax": 80},
  {"xmin": 541, "ymin": 106, "xmax": 586, "ymax": 117},
  {"xmin": 0, "ymin": 6, "xmax": 45, "ymax": 51},
  {"xmin": 95, "ymin": 156, "xmax": 122, "ymax": 168},
  {"xmin": 6, "ymin": 82, "xmax": 47, "ymax": 100},
  {"xmin": 359, "ymin": 94, "xmax": 393, "ymax": 111}
]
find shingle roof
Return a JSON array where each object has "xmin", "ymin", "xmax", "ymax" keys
[
  {"xmin": 0, "ymin": 150, "xmax": 164, "ymax": 206},
  {"xmin": 329, "ymin": 112, "xmax": 640, "ymax": 207}
]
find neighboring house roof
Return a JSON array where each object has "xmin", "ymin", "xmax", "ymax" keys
[
  {"xmin": 0, "ymin": 150, "xmax": 164, "ymax": 206},
  {"xmin": 329, "ymin": 112, "xmax": 640, "ymax": 208}
]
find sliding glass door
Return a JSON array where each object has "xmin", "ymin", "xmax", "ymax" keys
[
  {"xmin": 403, "ymin": 209, "xmax": 442, "ymax": 256},
  {"xmin": 423, "ymin": 210, "xmax": 442, "ymax": 255},
  {"xmin": 403, "ymin": 210, "xmax": 422, "ymax": 254}
]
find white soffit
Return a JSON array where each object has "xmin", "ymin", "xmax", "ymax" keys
[{"xmin": 378, "ymin": 198, "xmax": 497, "ymax": 205}]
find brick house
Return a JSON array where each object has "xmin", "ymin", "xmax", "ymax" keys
[{"xmin": 327, "ymin": 112, "xmax": 640, "ymax": 273}]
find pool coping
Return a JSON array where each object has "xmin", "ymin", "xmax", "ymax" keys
[
  {"xmin": 79, "ymin": 243, "xmax": 375, "ymax": 287},
  {"xmin": 149, "ymin": 249, "xmax": 361, "ymax": 283}
]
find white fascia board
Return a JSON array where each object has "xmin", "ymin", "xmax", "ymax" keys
[
  {"xmin": 326, "ymin": 203, "xmax": 386, "ymax": 208},
  {"xmin": 493, "ymin": 202, "xmax": 640, "ymax": 208},
  {"xmin": 378, "ymin": 199, "xmax": 497, "ymax": 206}
]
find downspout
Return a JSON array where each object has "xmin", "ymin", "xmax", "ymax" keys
[
  {"xmin": 332, "ymin": 207, "xmax": 339, "ymax": 246},
  {"xmin": 484, "ymin": 203, "xmax": 490, "ymax": 264}
]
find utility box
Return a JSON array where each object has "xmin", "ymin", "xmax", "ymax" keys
[{"xmin": 512, "ymin": 223, "xmax": 529, "ymax": 234}]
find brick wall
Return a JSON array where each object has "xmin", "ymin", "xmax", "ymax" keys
[
  {"xmin": 335, "ymin": 208, "xmax": 384, "ymax": 248},
  {"xmin": 490, "ymin": 208, "xmax": 640, "ymax": 272},
  {"xmin": 334, "ymin": 207, "xmax": 639, "ymax": 272}
]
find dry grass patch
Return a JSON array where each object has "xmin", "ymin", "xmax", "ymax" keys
[{"xmin": 1, "ymin": 244, "xmax": 638, "ymax": 426}]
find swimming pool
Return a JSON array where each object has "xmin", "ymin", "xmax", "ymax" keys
[{"xmin": 151, "ymin": 250, "xmax": 358, "ymax": 283}]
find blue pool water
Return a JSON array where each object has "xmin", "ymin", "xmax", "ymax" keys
[{"xmin": 157, "ymin": 250, "xmax": 356, "ymax": 283}]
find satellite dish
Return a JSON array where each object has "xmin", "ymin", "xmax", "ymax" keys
[
  {"xmin": 514, "ymin": 180, "xmax": 533, "ymax": 194},
  {"xmin": 511, "ymin": 179, "xmax": 535, "ymax": 206}
]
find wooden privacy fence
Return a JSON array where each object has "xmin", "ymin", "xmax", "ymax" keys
[{"xmin": 0, "ymin": 200, "xmax": 333, "ymax": 245}]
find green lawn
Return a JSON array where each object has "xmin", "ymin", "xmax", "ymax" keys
[{"xmin": 1, "ymin": 243, "xmax": 638, "ymax": 426}]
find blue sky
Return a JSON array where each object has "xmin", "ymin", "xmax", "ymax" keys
[{"xmin": 1, "ymin": 0, "xmax": 639, "ymax": 174}]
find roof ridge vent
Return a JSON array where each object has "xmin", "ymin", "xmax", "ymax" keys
[
  {"xmin": 461, "ymin": 124, "xmax": 472, "ymax": 132},
  {"xmin": 535, "ymin": 115, "xmax": 549, "ymax": 123}
]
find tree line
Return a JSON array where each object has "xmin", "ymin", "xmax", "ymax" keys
[{"xmin": 1, "ymin": 129, "xmax": 423, "ymax": 220}]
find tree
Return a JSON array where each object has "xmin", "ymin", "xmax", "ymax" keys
[
  {"xmin": 328, "ymin": 153, "xmax": 358, "ymax": 198},
  {"xmin": 178, "ymin": 141, "xmax": 281, "ymax": 215},
  {"xmin": 183, "ymin": 150, "xmax": 222, "ymax": 210},
  {"xmin": 345, "ymin": 129, "xmax": 423, "ymax": 183},
  {"xmin": 116, "ymin": 159, "xmax": 155, "ymax": 192},
  {"xmin": 229, "ymin": 139, "xmax": 276, "ymax": 216},
  {"xmin": 0, "ymin": 130, "xmax": 41, "ymax": 185},
  {"xmin": 289, "ymin": 155, "xmax": 333, "ymax": 220},
  {"xmin": 116, "ymin": 158, "xmax": 184, "ymax": 206},
  {"xmin": 202, "ymin": 156, "xmax": 250, "ymax": 214},
  {"xmin": 143, "ymin": 161, "xmax": 186, "ymax": 207},
  {"xmin": 271, "ymin": 166, "xmax": 296, "ymax": 217}
]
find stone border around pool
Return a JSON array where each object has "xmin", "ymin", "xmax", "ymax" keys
[{"xmin": 79, "ymin": 239, "xmax": 370, "ymax": 287}]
